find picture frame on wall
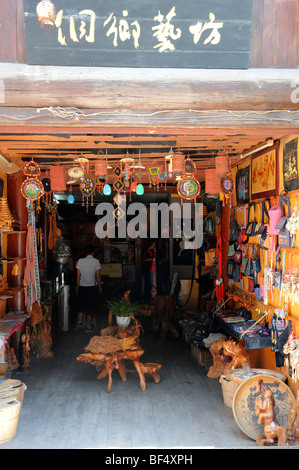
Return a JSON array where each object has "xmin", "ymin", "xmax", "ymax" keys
[
  {"xmin": 283, "ymin": 138, "xmax": 299, "ymax": 192},
  {"xmin": 236, "ymin": 165, "xmax": 250, "ymax": 205},
  {"xmin": 251, "ymin": 141, "xmax": 279, "ymax": 200}
]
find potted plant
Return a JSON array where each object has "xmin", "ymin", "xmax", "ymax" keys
[{"xmin": 107, "ymin": 299, "xmax": 139, "ymax": 327}]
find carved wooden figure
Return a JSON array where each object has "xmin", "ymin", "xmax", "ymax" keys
[
  {"xmin": 255, "ymin": 379, "xmax": 287, "ymax": 446},
  {"xmin": 207, "ymin": 337, "xmax": 226, "ymax": 378},
  {"xmin": 287, "ymin": 389, "xmax": 299, "ymax": 445},
  {"xmin": 222, "ymin": 338, "xmax": 251, "ymax": 374}
]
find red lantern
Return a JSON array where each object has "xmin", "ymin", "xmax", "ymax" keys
[
  {"xmin": 205, "ymin": 169, "xmax": 220, "ymax": 195},
  {"xmin": 50, "ymin": 166, "xmax": 66, "ymax": 192},
  {"xmin": 94, "ymin": 159, "xmax": 107, "ymax": 177},
  {"xmin": 130, "ymin": 182, "xmax": 137, "ymax": 192},
  {"xmin": 215, "ymin": 150, "xmax": 229, "ymax": 176},
  {"xmin": 172, "ymin": 151, "xmax": 185, "ymax": 174}
]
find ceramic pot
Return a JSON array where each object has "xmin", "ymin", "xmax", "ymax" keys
[
  {"xmin": 115, "ymin": 316, "xmax": 131, "ymax": 328},
  {"xmin": 36, "ymin": 0, "xmax": 56, "ymax": 29}
]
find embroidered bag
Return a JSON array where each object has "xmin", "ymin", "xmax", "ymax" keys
[
  {"xmin": 229, "ymin": 209, "xmax": 240, "ymax": 243},
  {"xmin": 226, "ymin": 259, "xmax": 235, "ymax": 279},
  {"xmin": 276, "ymin": 195, "xmax": 294, "ymax": 248},
  {"xmin": 245, "ymin": 202, "xmax": 256, "ymax": 236},
  {"xmin": 233, "ymin": 247, "xmax": 242, "ymax": 264},
  {"xmin": 268, "ymin": 198, "xmax": 282, "ymax": 236},
  {"xmin": 233, "ymin": 263, "xmax": 241, "ymax": 282},
  {"xmin": 248, "ymin": 275, "xmax": 255, "ymax": 293},
  {"xmin": 273, "ymin": 253, "xmax": 282, "ymax": 289}
]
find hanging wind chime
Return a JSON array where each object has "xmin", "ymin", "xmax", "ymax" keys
[
  {"xmin": 79, "ymin": 159, "xmax": 96, "ymax": 211},
  {"xmin": 21, "ymin": 158, "xmax": 44, "ymax": 211},
  {"xmin": 218, "ymin": 151, "xmax": 234, "ymax": 207}
]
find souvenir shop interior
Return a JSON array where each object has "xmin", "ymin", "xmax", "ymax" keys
[{"xmin": 0, "ymin": 130, "xmax": 299, "ymax": 446}]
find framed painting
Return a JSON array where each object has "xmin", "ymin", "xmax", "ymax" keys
[
  {"xmin": 236, "ymin": 165, "xmax": 250, "ymax": 205},
  {"xmin": 283, "ymin": 138, "xmax": 299, "ymax": 192},
  {"xmin": 251, "ymin": 141, "xmax": 279, "ymax": 200}
]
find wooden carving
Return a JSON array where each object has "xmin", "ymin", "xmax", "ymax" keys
[
  {"xmin": 77, "ymin": 346, "xmax": 161, "ymax": 393},
  {"xmin": 207, "ymin": 337, "xmax": 226, "ymax": 378},
  {"xmin": 255, "ymin": 379, "xmax": 287, "ymax": 446},
  {"xmin": 287, "ymin": 389, "xmax": 299, "ymax": 445},
  {"xmin": 222, "ymin": 338, "xmax": 251, "ymax": 374}
]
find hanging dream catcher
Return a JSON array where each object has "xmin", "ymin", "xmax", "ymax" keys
[
  {"xmin": 177, "ymin": 156, "xmax": 200, "ymax": 200},
  {"xmin": 220, "ymin": 174, "xmax": 234, "ymax": 206},
  {"xmin": 177, "ymin": 176, "xmax": 201, "ymax": 200},
  {"xmin": 21, "ymin": 159, "xmax": 44, "ymax": 210},
  {"xmin": 80, "ymin": 174, "xmax": 96, "ymax": 211}
]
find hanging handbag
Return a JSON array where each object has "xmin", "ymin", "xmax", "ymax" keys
[
  {"xmin": 273, "ymin": 253, "xmax": 282, "ymax": 289},
  {"xmin": 233, "ymin": 263, "xmax": 241, "ymax": 282},
  {"xmin": 268, "ymin": 198, "xmax": 282, "ymax": 236},
  {"xmin": 229, "ymin": 209, "xmax": 240, "ymax": 243},
  {"xmin": 226, "ymin": 259, "xmax": 235, "ymax": 279},
  {"xmin": 276, "ymin": 195, "xmax": 294, "ymax": 248},
  {"xmin": 245, "ymin": 202, "xmax": 257, "ymax": 236},
  {"xmin": 248, "ymin": 275, "xmax": 255, "ymax": 293},
  {"xmin": 233, "ymin": 247, "xmax": 242, "ymax": 264},
  {"xmin": 259, "ymin": 199, "xmax": 274, "ymax": 250}
]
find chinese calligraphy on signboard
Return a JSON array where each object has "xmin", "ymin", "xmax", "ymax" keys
[{"xmin": 24, "ymin": 0, "xmax": 253, "ymax": 69}]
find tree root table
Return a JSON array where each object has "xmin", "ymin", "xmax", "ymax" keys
[{"xmin": 77, "ymin": 345, "xmax": 162, "ymax": 392}]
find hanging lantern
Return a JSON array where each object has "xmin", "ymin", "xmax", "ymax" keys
[
  {"xmin": 36, "ymin": 0, "xmax": 56, "ymax": 29},
  {"xmin": 215, "ymin": 150, "xmax": 230, "ymax": 177},
  {"xmin": 50, "ymin": 166, "xmax": 66, "ymax": 192},
  {"xmin": 172, "ymin": 151, "xmax": 185, "ymax": 174},
  {"xmin": 103, "ymin": 184, "xmax": 111, "ymax": 196},
  {"xmin": 94, "ymin": 159, "xmax": 108, "ymax": 177},
  {"xmin": 130, "ymin": 182, "xmax": 137, "ymax": 193},
  {"xmin": 205, "ymin": 169, "xmax": 220, "ymax": 195},
  {"xmin": 136, "ymin": 183, "xmax": 144, "ymax": 195},
  {"xmin": 67, "ymin": 165, "xmax": 84, "ymax": 181}
]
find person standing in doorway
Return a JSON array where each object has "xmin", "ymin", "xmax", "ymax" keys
[
  {"xmin": 76, "ymin": 244, "xmax": 102, "ymax": 332},
  {"xmin": 141, "ymin": 240, "xmax": 156, "ymax": 304}
]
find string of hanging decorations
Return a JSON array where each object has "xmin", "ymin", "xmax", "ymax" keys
[{"xmin": 19, "ymin": 147, "xmax": 204, "ymax": 215}]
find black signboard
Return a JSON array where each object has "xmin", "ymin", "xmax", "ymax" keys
[{"xmin": 24, "ymin": 0, "xmax": 253, "ymax": 68}]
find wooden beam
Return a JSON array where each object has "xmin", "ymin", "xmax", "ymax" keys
[
  {"xmin": 0, "ymin": 64, "xmax": 298, "ymax": 111},
  {"xmin": 0, "ymin": 106, "xmax": 298, "ymax": 131}
]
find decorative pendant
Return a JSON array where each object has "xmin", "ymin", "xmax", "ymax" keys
[{"xmin": 80, "ymin": 174, "xmax": 96, "ymax": 211}]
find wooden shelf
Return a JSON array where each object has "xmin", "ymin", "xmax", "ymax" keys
[{"xmin": 0, "ymin": 257, "xmax": 26, "ymax": 263}]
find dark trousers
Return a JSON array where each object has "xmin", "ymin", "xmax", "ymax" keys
[{"xmin": 78, "ymin": 286, "xmax": 98, "ymax": 317}]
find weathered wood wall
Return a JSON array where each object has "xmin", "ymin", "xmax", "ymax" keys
[{"xmin": 0, "ymin": 0, "xmax": 298, "ymax": 68}]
